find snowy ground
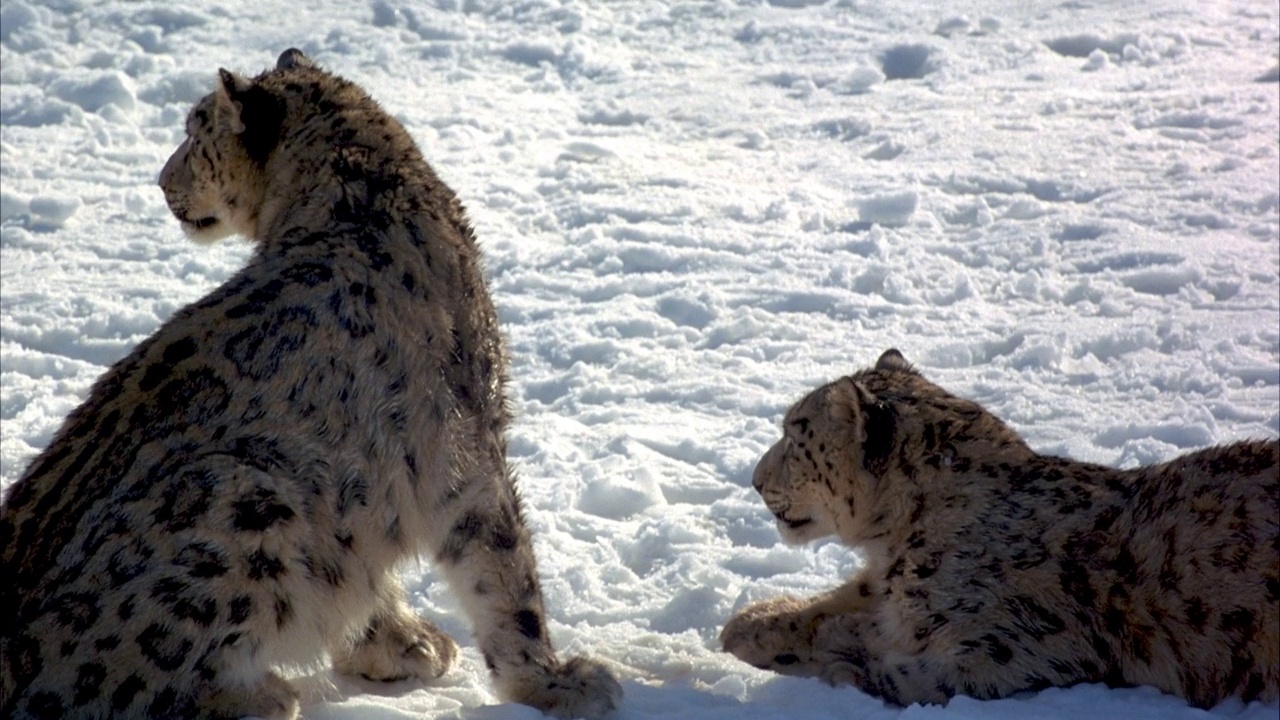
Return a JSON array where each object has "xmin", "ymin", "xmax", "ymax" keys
[{"xmin": 2, "ymin": 0, "xmax": 1278, "ymax": 718}]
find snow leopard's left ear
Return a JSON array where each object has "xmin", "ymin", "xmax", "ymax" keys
[
  {"xmin": 874, "ymin": 348, "xmax": 916, "ymax": 373},
  {"xmin": 827, "ymin": 376, "xmax": 896, "ymax": 475},
  {"xmin": 215, "ymin": 68, "xmax": 285, "ymax": 164},
  {"xmin": 825, "ymin": 377, "xmax": 879, "ymax": 443},
  {"xmin": 276, "ymin": 48, "xmax": 314, "ymax": 70},
  {"xmin": 215, "ymin": 69, "xmax": 252, "ymax": 134}
]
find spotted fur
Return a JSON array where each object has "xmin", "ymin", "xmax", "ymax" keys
[
  {"xmin": 722, "ymin": 348, "xmax": 1278, "ymax": 709},
  {"xmin": 0, "ymin": 49, "xmax": 620, "ymax": 719}
]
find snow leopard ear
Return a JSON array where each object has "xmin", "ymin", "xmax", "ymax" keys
[
  {"xmin": 276, "ymin": 48, "xmax": 314, "ymax": 71},
  {"xmin": 874, "ymin": 348, "xmax": 915, "ymax": 373},
  {"xmin": 827, "ymin": 377, "xmax": 895, "ymax": 472},
  {"xmin": 216, "ymin": 69, "xmax": 285, "ymax": 164},
  {"xmin": 215, "ymin": 69, "xmax": 252, "ymax": 134},
  {"xmin": 826, "ymin": 378, "xmax": 878, "ymax": 442}
]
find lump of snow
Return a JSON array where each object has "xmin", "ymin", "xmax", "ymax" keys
[
  {"xmin": 881, "ymin": 273, "xmax": 921, "ymax": 305},
  {"xmin": 1121, "ymin": 265, "xmax": 1202, "ymax": 296},
  {"xmin": 1095, "ymin": 423, "xmax": 1216, "ymax": 452},
  {"xmin": 739, "ymin": 128, "xmax": 770, "ymax": 150},
  {"xmin": 579, "ymin": 105, "xmax": 649, "ymax": 127},
  {"xmin": 28, "ymin": 195, "xmax": 80, "ymax": 231},
  {"xmin": 1082, "ymin": 49, "xmax": 1109, "ymax": 72},
  {"xmin": 857, "ymin": 190, "xmax": 918, "ymax": 227},
  {"xmin": 927, "ymin": 342, "xmax": 975, "ymax": 369},
  {"xmin": 1009, "ymin": 338, "xmax": 1061, "ymax": 370},
  {"xmin": 406, "ymin": 11, "xmax": 470, "ymax": 42},
  {"xmin": 656, "ymin": 295, "xmax": 716, "ymax": 330},
  {"xmin": 864, "ymin": 139, "xmax": 904, "ymax": 160},
  {"xmin": 1057, "ymin": 223, "xmax": 1106, "ymax": 241},
  {"xmin": 702, "ymin": 312, "xmax": 773, "ymax": 349},
  {"xmin": 0, "ymin": 1, "xmax": 41, "ymax": 43},
  {"xmin": 944, "ymin": 198, "xmax": 992, "ymax": 227},
  {"xmin": 371, "ymin": 0, "xmax": 402, "ymax": 27},
  {"xmin": 1, "ymin": 97, "xmax": 80, "ymax": 127},
  {"xmin": 1, "ymin": 191, "xmax": 30, "ymax": 223},
  {"xmin": 128, "ymin": 27, "xmax": 168, "ymax": 54},
  {"xmin": 1140, "ymin": 112, "xmax": 1242, "ymax": 131},
  {"xmin": 130, "ymin": 7, "xmax": 209, "ymax": 32},
  {"xmin": 49, "ymin": 72, "xmax": 137, "ymax": 113},
  {"xmin": 811, "ymin": 117, "xmax": 872, "ymax": 141},
  {"xmin": 831, "ymin": 66, "xmax": 884, "ymax": 94},
  {"xmin": 735, "ymin": 20, "xmax": 766, "ymax": 43},
  {"xmin": 557, "ymin": 142, "xmax": 617, "ymax": 163},
  {"xmin": 1114, "ymin": 438, "xmax": 1181, "ymax": 468},
  {"xmin": 934, "ymin": 16, "xmax": 971, "ymax": 37},
  {"xmin": 139, "ymin": 71, "xmax": 214, "ymax": 107},
  {"xmin": 504, "ymin": 40, "xmax": 559, "ymax": 67},
  {"xmin": 1045, "ymin": 33, "xmax": 1141, "ymax": 58},
  {"xmin": 649, "ymin": 586, "xmax": 725, "ymax": 634},
  {"xmin": 1180, "ymin": 213, "xmax": 1233, "ymax": 230},
  {"xmin": 1005, "ymin": 199, "xmax": 1048, "ymax": 219},
  {"xmin": 578, "ymin": 468, "xmax": 666, "ymax": 520},
  {"xmin": 880, "ymin": 44, "xmax": 937, "ymax": 80}
]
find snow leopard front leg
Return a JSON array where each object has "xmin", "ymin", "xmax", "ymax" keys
[
  {"xmin": 331, "ymin": 580, "xmax": 457, "ymax": 682},
  {"xmin": 429, "ymin": 449, "xmax": 621, "ymax": 719},
  {"xmin": 720, "ymin": 595, "xmax": 823, "ymax": 674},
  {"xmin": 722, "ymin": 597, "xmax": 953, "ymax": 705},
  {"xmin": 721, "ymin": 577, "xmax": 883, "ymax": 675}
]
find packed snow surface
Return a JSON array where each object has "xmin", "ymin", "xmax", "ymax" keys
[{"xmin": 2, "ymin": 1, "xmax": 1277, "ymax": 719}]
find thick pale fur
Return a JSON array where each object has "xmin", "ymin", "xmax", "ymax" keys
[
  {"xmin": 0, "ymin": 50, "xmax": 620, "ymax": 719},
  {"xmin": 722, "ymin": 348, "xmax": 1278, "ymax": 709}
]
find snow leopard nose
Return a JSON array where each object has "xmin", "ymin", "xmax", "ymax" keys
[
  {"xmin": 158, "ymin": 140, "xmax": 188, "ymax": 189},
  {"xmin": 751, "ymin": 441, "xmax": 783, "ymax": 494}
]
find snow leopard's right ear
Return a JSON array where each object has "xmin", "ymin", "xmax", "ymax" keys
[{"xmin": 215, "ymin": 68, "xmax": 285, "ymax": 164}]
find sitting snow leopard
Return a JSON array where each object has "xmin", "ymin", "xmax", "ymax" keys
[
  {"xmin": 722, "ymin": 348, "xmax": 1278, "ymax": 709},
  {"xmin": 0, "ymin": 49, "xmax": 620, "ymax": 719}
]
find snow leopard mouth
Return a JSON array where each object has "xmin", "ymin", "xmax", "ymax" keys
[
  {"xmin": 176, "ymin": 213, "xmax": 228, "ymax": 242},
  {"xmin": 783, "ymin": 516, "xmax": 813, "ymax": 530}
]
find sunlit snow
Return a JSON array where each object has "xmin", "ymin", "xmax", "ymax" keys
[{"xmin": 2, "ymin": 1, "xmax": 1277, "ymax": 718}]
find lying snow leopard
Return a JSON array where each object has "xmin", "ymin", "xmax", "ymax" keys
[
  {"xmin": 722, "ymin": 349, "xmax": 1278, "ymax": 708},
  {"xmin": 0, "ymin": 49, "xmax": 620, "ymax": 720}
]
